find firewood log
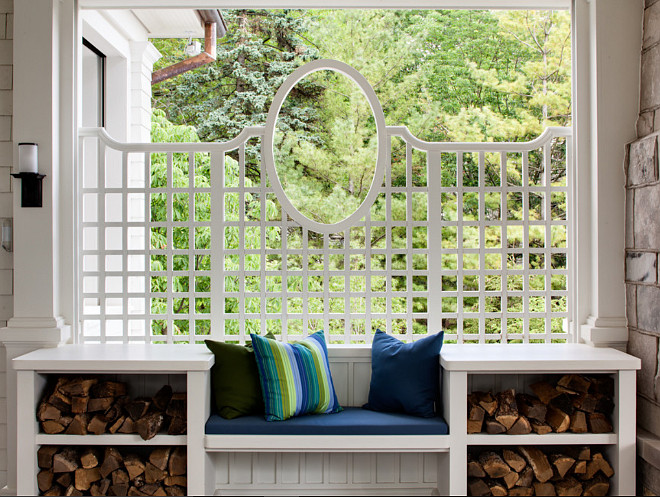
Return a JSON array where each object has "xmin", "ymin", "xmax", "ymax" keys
[
  {"xmin": 99, "ymin": 447, "xmax": 123, "ymax": 479},
  {"xmin": 509, "ymin": 487, "xmax": 533, "ymax": 496},
  {"xmin": 88, "ymin": 397, "xmax": 114, "ymax": 413},
  {"xmin": 583, "ymin": 474, "xmax": 610, "ymax": 496},
  {"xmin": 75, "ymin": 467, "xmax": 102, "ymax": 491},
  {"xmin": 88, "ymin": 414, "xmax": 109, "ymax": 435},
  {"xmin": 530, "ymin": 381, "xmax": 561, "ymax": 404},
  {"xmin": 37, "ymin": 403, "xmax": 62, "ymax": 422},
  {"xmin": 56, "ymin": 473, "xmax": 71, "ymax": 488},
  {"xmin": 467, "ymin": 477, "xmax": 491, "ymax": 496},
  {"xmin": 518, "ymin": 446, "xmax": 553, "ymax": 483},
  {"xmin": 66, "ymin": 484, "xmax": 84, "ymax": 497},
  {"xmin": 136, "ymin": 412, "xmax": 165, "ymax": 441},
  {"xmin": 128, "ymin": 486, "xmax": 148, "ymax": 496},
  {"xmin": 38, "ymin": 470, "xmax": 54, "ymax": 492},
  {"xmin": 550, "ymin": 454, "xmax": 575, "ymax": 479},
  {"xmin": 516, "ymin": 466, "xmax": 534, "ymax": 487},
  {"xmin": 165, "ymin": 393, "xmax": 186, "ymax": 419},
  {"xmin": 112, "ymin": 469, "xmax": 130, "ymax": 486},
  {"xmin": 555, "ymin": 477, "xmax": 583, "ymax": 496},
  {"xmin": 478, "ymin": 451, "xmax": 512, "ymax": 478},
  {"xmin": 507, "ymin": 416, "xmax": 532, "ymax": 435},
  {"xmin": 594, "ymin": 394, "xmax": 614, "ymax": 415},
  {"xmin": 43, "ymin": 485, "xmax": 64, "ymax": 496},
  {"xmin": 145, "ymin": 462, "xmax": 167, "ymax": 484},
  {"xmin": 503, "ymin": 470, "xmax": 520, "ymax": 489},
  {"xmin": 566, "ymin": 446, "xmax": 591, "ymax": 461},
  {"xmin": 141, "ymin": 483, "xmax": 164, "ymax": 496},
  {"xmin": 59, "ymin": 378, "xmax": 98, "ymax": 397},
  {"xmin": 550, "ymin": 394, "xmax": 575, "ymax": 415},
  {"xmin": 516, "ymin": 393, "xmax": 547, "ymax": 422},
  {"xmin": 168, "ymin": 448, "xmax": 186, "ymax": 476},
  {"xmin": 126, "ymin": 400, "xmax": 151, "ymax": 421},
  {"xmin": 495, "ymin": 389, "xmax": 519, "ymax": 430},
  {"xmin": 153, "ymin": 486, "xmax": 168, "ymax": 497},
  {"xmin": 71, "ymin": 396, "xmax": 89, "ymax": 414},
  {"xmin": 53, "ymin": 448, "xmax": 79, "ymax": 473},
  {"xmin": 103, "ymin": 403, "xmax": 123, "ymax": 424},
  {"xmin": 503, "ymin": 449, "xmax": 527, "ymax": 473},
  {"xmin": 118, "ymin": 416, "xmax": 137, "ymax": 434},
  {"xmin": 569, "ymin": 410, "xmax": 588, "ymax": 433},
  {"xmin": 475, "ymin": 391, "xmax": 498, "ymax": 416},
  {"xmin": 163, "ymin": 476, "xmax": 186, "ymax": 487},
  {"xmin": 164, "ymin": 486, "xmax": 186, "ymax": 497},
  {"xmin": 588, "ymin": 413, "xmax": 613, "ymax": 433},
  {"xmin": 133, "ymin": 474, "xmax": 146, "ymax": 488},
  {"xmin": 81, "ymin": 449, "xmax": 100, "ymax": 469},
  {"xmin": 90, "ymin": 381, "xmax": 127, "ymax": 398},
  {"xmin": 530, "ymin": 419, "xmax": 553, "ymax": 435},
  {"xmin": 38, "ymin": 446, "xmax": 59, "ymax": 469},
  {"xmin": 152, "ymin": 385, "xmax": 173, "ymax": 411},
  {"xmin": 108, "ymin": 415, "xmax": 126, "ymax": 434},
  {"xmin": 556, "ymin": 374, "xmax": 591, "ymax": 394},
  {"xmin": 589, "ymin": 376, "xmax": 614, "ymax": 397},
  {"xmin": 487, "ymin": 479, "xmax": 508, "ymax": 496},
  {"xmin": 167, "ymin": 416, "xmax": 186, "ymax": 436},
  {"xmin": 574, "ymin": 460, "xmax": 587, "ymax": 474},
  {"xmin": 545, "ymin": 405, "xmax": 570, "ymax": 433},
  {"xmin": 149, "ymin": 448, "xmax": 171, "ymax": 471},
  {"xmin": 467, "ymin": 460, "xmax": 486, "ymax": 478},
  {"xmin": 124, "ymin": 454, "xmax": 147, "ymax": 480},
  {"xmin": 572, "ymin": 393, "xmax": 598, "ymax": 413},
  {"xmin": 485, "ymin": 419, "xmax": 507, "ymax": 434},
  {"xmin": 90, "ymin": 478, "xmax": 110, "ymax": 496},
  {"xmin": 65, "ymin": 414, "xmax": 89, "ymax": 435},
  {"xmin": 582, "ymin": 453, "xmax": 614, "ymax": 479},
  {"xmin": 42, "ymin": 420, "xmax": 66, "ymax": 434},
  {"xmin": 533, "ymin": 481, "xmax": 557, "ymax": 496},
  {"xmin": 467, "ymin": 404, "xmax": 486, "ymax": 434},
  {"xmin": 48, "ymin": 391, "xmax": 72, "ymax": 412},
  {"xmin": 109, "ymin": 484, "xmax": 129, "ymax": 497}
]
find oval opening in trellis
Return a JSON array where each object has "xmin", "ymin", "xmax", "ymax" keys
[{"xmin": 263, "ymin": 60, "xmax": 387, "ymax": 234}]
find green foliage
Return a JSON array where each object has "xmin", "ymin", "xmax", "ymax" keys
[{"xmin": 149, "ymin": 10, "xmax": 571, "ymax": 341}]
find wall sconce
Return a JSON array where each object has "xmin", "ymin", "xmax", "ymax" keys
[
  {"xmin": 1, "ymin": 218, "xmax": 11, "ymax": 252},
  {"xmin": 11, "ymin": 143, "xmax": 45, "ymax": 208}
]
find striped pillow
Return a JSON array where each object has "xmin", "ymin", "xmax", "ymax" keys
[{"xmin": 250, "ymin": 331, "xmax": 343, "ymax": 421}]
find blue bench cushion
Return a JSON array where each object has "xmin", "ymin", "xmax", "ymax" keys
[{"xmin": 205, "ymin": 407, "xmax": 448, "ymax": 436}]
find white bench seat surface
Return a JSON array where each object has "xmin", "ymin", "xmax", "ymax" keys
[
  {"xmin": 440, "ymin": 343, "xmax": 640, "ymax": 371},
  {"xmin": 13, "ymin": 343, "xmax": 214, "ymax": 371}
]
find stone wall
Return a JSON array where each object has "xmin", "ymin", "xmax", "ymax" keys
[{"xmin": 629, "ymin": 0, "xmax": 660, "ymax": 494}]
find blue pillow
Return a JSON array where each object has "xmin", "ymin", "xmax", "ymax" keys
[{"xmin": 364, "ymin": 330, "xmax": 444, "ymax": 418}]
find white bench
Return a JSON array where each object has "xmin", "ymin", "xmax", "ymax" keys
[{"xmin": 13, "ymin": 343, "xmax": 640, "ymax": 495}]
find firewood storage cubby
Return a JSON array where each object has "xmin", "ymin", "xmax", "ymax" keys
[
  {"xmin": 36, "ymin": 445, "xmax": 187, "ymax": 496},
  {"xmin": 467, "ymin": 445, "xmax": 614, "ymax": 496},
  {"xmin": 13, "ymin": 345, "xmax": 213, "ymax": 496}
]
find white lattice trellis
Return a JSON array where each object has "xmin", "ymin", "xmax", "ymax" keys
[{"xmin": 78, "ymin": 61, "xmax": 573, "ymax": 345}]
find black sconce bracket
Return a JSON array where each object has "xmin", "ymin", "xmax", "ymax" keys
[{"xmin": 11, "ymin": 172, "xmax": 46, "ymax": 207}]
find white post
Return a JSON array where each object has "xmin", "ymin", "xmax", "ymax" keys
[
  {"xmin": 573, "ymin": 0, "xmax": 643, "ymax": 348},
  {"xmin": 0, "ymin": 1, "xmax": 73, "ymax": 492}
]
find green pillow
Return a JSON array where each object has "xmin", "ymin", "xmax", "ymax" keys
[{"xmin": 205, "ymin": 334, "xmax": 275, "ymax": 419}]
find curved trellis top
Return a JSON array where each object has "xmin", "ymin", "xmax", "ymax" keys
[{"xmin": 77, "ymin": 60, "xmax": 573, "ymax": 345}]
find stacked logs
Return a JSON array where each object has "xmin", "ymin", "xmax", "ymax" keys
[
  {"xmin": 467, "ymin": 375, "xmax": 614, "ymax": 435},
  {"xmin": 37, "ymin": 377, "xmax": 186, "ymax": 440},
  {"xmin": 37, "ymin": 446, "xmax": 186, "ymax": 496},
  {"xmin": 468, "ymin": 446, "xmax": 613, "ymax": 496}
]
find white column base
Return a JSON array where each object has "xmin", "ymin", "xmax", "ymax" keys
[
  {"xmin": 0, "ymin": 321, "xmax": 71, "ymax": 496},
  {"xmin": 580, "ymin": 315, "xmax": 628, "ymax": 349}
]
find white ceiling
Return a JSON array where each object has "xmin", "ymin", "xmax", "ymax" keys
[{"xmin": 131, "ymin": 9, "xmax": 205, "ymax": 38}]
